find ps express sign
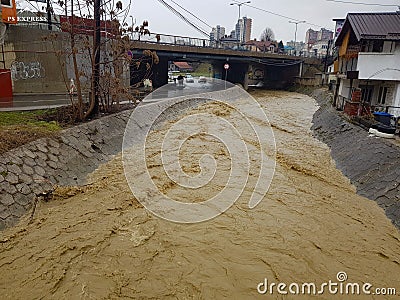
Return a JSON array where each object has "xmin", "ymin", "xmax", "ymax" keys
[{"xmin": 1, "ymin": 0, "xmax": 17, "ymax": 24}]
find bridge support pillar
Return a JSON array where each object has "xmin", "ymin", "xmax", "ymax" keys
[
  {"xmin": 263, "ymin": 62, "xmax": 301, "ymax": 89},
  {"xmin": 212, "ymin": 63, "xmax": 223, "ymax": 79},
  {"xmin": 151, "ymin": 57, "xmax": 169, "ymax": 89},
  {"xmin": 212, "ymin": 62, "xmax": 250, "ymax": 90},
  {"xmin": 227, "ymin": 62, "xmax": 249, "ymax": 90},
  {"xmin": 243, "ymin": 64, "xmax": 251, "ymax": 90}
]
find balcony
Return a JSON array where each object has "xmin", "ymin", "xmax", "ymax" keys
[{"xmin": 358, "ymin": 52, "xmax": 400, "ymax": 80}]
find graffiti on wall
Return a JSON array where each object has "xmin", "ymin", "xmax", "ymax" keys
[{"xmin": 10, "ymin": 61, "xmax": 45, "ymax": 80}]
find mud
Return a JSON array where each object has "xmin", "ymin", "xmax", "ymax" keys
[{"xmin": 1, "ymin": 90, "xmax": 399, "ymax": 299}]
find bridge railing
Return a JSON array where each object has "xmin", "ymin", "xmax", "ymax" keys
[
  {"xmin": 132, "ymin": 32, "xmax": 214, "ymax": 48},
  {"xmin": 131, "ymin": 32, "xmax": 252, "ymax": 51},
  {"xmin": 130, "ymin": 33, "xmax": 298, "ymax": 55}
]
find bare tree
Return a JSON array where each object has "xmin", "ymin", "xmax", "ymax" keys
[
  {"xmin": 45, "ymin": 0, "xmax": 157, "ymax": 122},
  {"xmin": 260, "ymin": 27, "xmax": 275, "ymax": 42}
]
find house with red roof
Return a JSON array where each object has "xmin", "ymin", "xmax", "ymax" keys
[
  {"xmin": 243, "ymin": 40, "xmax": 278, "ymax": 53},
  {"xmin": 170, "ymin": 61, "xmax": 193, "ymax": 72}
]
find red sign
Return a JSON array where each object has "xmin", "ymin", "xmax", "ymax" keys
[
  {"xmin": 0, "ymin": 69, "xmax": 13, "ymax": 108},
  {"xmin": 224, "ymin": 63, "xmax": 229, "ymax": 70},
  {"xmin": 1, "ymin": 0, "xmax": 18, "ymax": 24}
]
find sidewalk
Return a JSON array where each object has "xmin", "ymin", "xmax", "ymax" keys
[
  {"xmin": 0, "ymin": 92, "xmax": 142, "ymax": 112},
  {"xmin": 0, "ymin": 93, "xmax": 72, "ymax": 111}
]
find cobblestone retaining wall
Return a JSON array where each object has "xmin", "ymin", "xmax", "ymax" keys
[
  {"xmin": 312, "ymin": 89, "xmax": 400, "ymax": 229},
  {"xmin": 0, "ymin": 110, "xmax": 132, "ymax": 230}
]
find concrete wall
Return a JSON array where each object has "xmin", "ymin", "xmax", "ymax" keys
[
  {"xmin": 264, "ymin": 64, "xmax": 301, "ymax": 89},
  {"xmin": 295, "ymin": 76, "xmax": 322, "ymax": 86},
  {"xmin": 312, "ymin": 89, "xmax": 400, "ymax": 229},
  {"xmin": 0, "ymin": 109, "xmax": 132, "ymax": 230},
  {"xmin": 358, "ymin": 52, "xmax": 400, "ymax": 81},
  {"xmin": 4, "ymin": 26, "xmax": 68, "ymax": 93},
  {"xmin": 4, "ymin": 26, "xmax": 130, "ymax": 95}
]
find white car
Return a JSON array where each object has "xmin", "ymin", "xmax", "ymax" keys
[
  {"xmin": 186, "ymin": 74, "xmax": 194, "ymax": 83},
  {"xmin": 198, "ymin": 76, "xmax": 207, "ymax": 83}
]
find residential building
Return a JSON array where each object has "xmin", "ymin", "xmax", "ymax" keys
[
  {"xmin": 219, "ymin": 35, "xmax": 240, "ymax": 49},
  {"xmin": 287, "ymin": 41, "xmax": 306, "ymax": 56},
  {"xmin": 305, "ymin": 28, "xmax": 318, "ymax": 48},
  {"xmin": 305, "ymin": 27, "xmax": 334, "ymax": 55},
  {"xmin": 317, "ymin": 28, "xmax": 333, "ymax": 41},
  {"xmin": 333, "ymin": 12, "xmax": 400, "ymax": 117},
  {"xmin": 169, "ymin": 61, "xmax": 193, "ymax": 72},
  {"xmin": 235, "ymin": 17, "xmax": 252, "ymax": 43},
  {"xmin": 244, "ymin": 40, "xmax": 278, "ymax": 53},
  {"xmin": 311, "ymin": 40, "xmax": 330, "ymax": 57},
  {"xmin": 243, "ymin": 17, "xmax": 252, "ymax": 42},
  {"xmin": 210, "ymin": 25, "xmax": 225, "ymax": 42}
]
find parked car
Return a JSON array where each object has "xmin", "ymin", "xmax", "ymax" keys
[
  {"xmin": 198, "ymin": 76, "xmax": 207, "ymax": 83},
  {"xmin": 186, "ymin": 74, "xmax": 194, "ymax": 83}
]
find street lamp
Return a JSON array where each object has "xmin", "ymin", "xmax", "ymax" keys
[
  {"xmin": 289, "ymin": 20, "xmax": 306, "ymax": 56},
  {"xmin": 230, "ymin": 1, "xmax": 251, "ymax": 20}
]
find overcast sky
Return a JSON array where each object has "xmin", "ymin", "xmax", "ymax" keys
[{"xmin": 129, "ymin": 0, "xmax": 399, "ymax": 42}]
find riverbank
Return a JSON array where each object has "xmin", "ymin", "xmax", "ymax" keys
[
  {"xmin": 311, "ymin": 88, "xmax": 400, "ymax": 229},
  {"xmin": 1, "ymin": 90, "xmax": 399, "ymax": 299},
  {"xmin": 0, "ymin": 109, "xmax": 133, "ymax": 229}
]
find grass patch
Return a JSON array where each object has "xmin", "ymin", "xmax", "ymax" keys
[
  {"xmin": 0, "ymin": 110, "xmax": 60, "ymax": 127},
  {"xmin": 0, "ymin": 109, "xmax": 62, "ymax": 154},
  {"xmin": 192, "ymin": 63, "xmax": 212, "ymax": 77}
]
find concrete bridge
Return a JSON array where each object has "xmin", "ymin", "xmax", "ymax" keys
[{"xmin": 129, "ymin": 33, "xmax": 303, "ymax": 90}]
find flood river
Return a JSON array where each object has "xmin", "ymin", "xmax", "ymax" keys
[{"xmin": 0, "ymin": 90, "xmax": 399, "ymax": 299}]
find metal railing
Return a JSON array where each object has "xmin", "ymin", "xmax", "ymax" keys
[
  {"xmin": 8, "ymin": 21, "xmax": 303, "ymax": 56},
  {"xmin": 132, "ymin": 32, "xmax": 213, "ymax": 48},
  {"xmin": 131, "ymin": 33, "xmax": 306, "ymax": 57}
]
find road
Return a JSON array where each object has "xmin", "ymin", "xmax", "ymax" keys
[
  {"xmin": 0, "ymin": 90, "xmax": 399, "ymax": 299},
  {"xmin": 0, "ymin": 93, "xmax": 72, "ymax": 111}
]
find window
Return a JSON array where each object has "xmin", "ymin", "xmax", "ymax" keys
[
  {"xmin": 1, "ymin": 0, "xmax": 12, "ymax": 7},
  {"xmin": 361, "ymin": 40, "xmax": 384, "ymax": 53},
  {"xmin": 360, "ymin": 85, "xmax": 373, "ymax": 103},
  {"xmin": 372, "ymin": 40, "xmax": 384, "ymax": 52},
  {"xmin": 377, "ymin": 87, "xmax": 388, "ymax": 105}
]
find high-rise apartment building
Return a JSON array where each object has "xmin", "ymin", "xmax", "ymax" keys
[
  {"xmin": 305, "ymin": 28, "xmax": 318, "ymax": 46},
  {"xmin": 235, "ymin": 17, "xmax": 252, "ymax": 43},
  {"xmin": 317, "ymin": 28, "xmax": 333, "ymax": 41},
  {"xmin": 210, "ymin": 25, "xmax": 226, "ymax": 42},
  {"xmin": 243, "ymin": 17, "xmax": 252, "ymax": 42}
]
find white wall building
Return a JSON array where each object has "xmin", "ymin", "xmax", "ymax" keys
[{"xmin": 334, "ymin": 12, "xmax": 400, "ymax": 117}]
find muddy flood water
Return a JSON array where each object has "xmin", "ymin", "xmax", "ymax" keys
[{"xmin": 1, "ymin": 90, "xmax": 399, "ymax": 299}]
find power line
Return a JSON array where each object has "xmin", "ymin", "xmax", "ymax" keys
[
  {"xmin": 325, "ymin": 0, "xmax": 399, "ymax": 7},
  {"xmin": 232, "ymin": 1, "xmax": 324, "ymax": 28},
  {"xmin": 156, "ymin": 0, "xmax": 210, "ymax": 37},
  {"xmin": 167, "ymin": 0, "xmax": 212, "ymax": 29}
]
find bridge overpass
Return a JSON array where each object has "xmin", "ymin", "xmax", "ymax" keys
[{"xmin": 129, "ymin": 33, "xmax": 303, "ymax": 89}]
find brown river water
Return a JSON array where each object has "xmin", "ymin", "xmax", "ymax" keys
[{"xmin": 0, "ymin": 90, "xmax": 399, "ymax": 299}]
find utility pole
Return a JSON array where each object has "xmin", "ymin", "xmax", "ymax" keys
[
  {"xmin": 289, "ymin": 20, "xmax": 305, "ymax": 56},
  {"xmin": 129, "ymin": 15, "xmax": 134, "ymax": 40},
  {"xmin": 92, "ymin": 0, "xmax": 101, "ymax": 116},
  {"xmin": 230, "ymin": 1, "xmax": 250, "ymax": 20},
  {"xmin": 323, "ymin": 39, "xmax": 333, "ymax": 78},
  {"xmin": 46, "ymin": 0, "xmax": 52, "ymax": 31}
]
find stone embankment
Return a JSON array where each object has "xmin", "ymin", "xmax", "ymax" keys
[
  {"xmin": 0, "ymin": 110, "xmax": 132, "ymax": 229},
  {"xmin": 312, "ymin": 89, "xmax": 400, "ymax": 229}
]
